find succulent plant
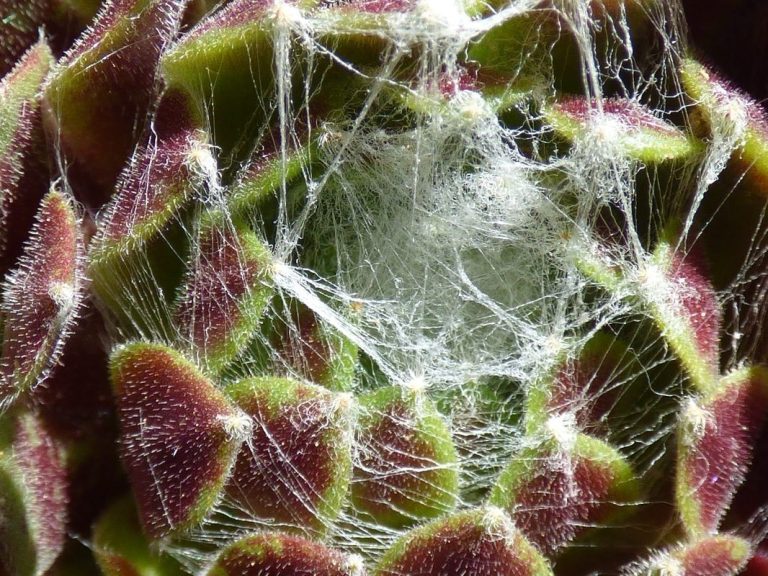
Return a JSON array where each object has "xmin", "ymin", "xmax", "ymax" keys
[{"xmin": 2, "ymin": 0, "xmax": 768, "ymax": 575}]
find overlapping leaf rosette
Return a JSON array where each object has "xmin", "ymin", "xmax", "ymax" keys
[{"xmin": 2, "ymin": 0, "xmax": 768, "ymax": 575}]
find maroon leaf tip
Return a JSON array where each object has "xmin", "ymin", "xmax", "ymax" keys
[
  {"xmin": 0, "ymin": 1, "xmax": 49, "ymax": 78},
  {"xmin": 677, "ymin": 366, "xmax": 768, "ymax": 536},
  {"xmin": 374, "ymin": 507, "xmax": 552, "ymax": 576},
  {"xmin": 541, "ymin": 334, "xmax": 628, "ymax": 434},
  {"xmin": 44, "ymin": 0, "xmax": 189, "ymax": 204},
  {"xmin": 1, "ymin": 189, "xmax": 83, "ymax": 404},
  {"xmin": 489, "ymin": 434, "xmax": 638, "ymax": 555},
  {"xmin": 93, "ymin": 89, "xmax": 207, "ymax": 261},
  {"xmin": 546, "ymin": 96, "xmax": 697, "ymax": 163},
  {"xmin": 110, "ymin": 342, "xmax": 249, "ymax": 539},
  {"xmin": 0, "ymin": 39, "xmax": 54, "ymax": 277},
  {"xmin": 225, "ymin": 377, "xmax": 354, "ymax": 534},
  {"xmin": 274, "ymin": 302, "xmax": 356, "ymax": 390},
  {"xmin": 0, "ymin": 411, "xmax": 68, "ymax": 576},
  {"xmin": 553, "ymin": 98, "xmax": 680, "ymax": 136},
  {"xmin": 634, "ymin": 535, "xmax": 751, "ymax": 576},
  {"xmin": 680, "ymin": 535, "xmax": 751, "ymax": 576},
  {"xmin": 325, "ymin": 0, "xmax": 414, "ymax": 13},
  {"xmin": 645, "ymin": 237, "xmax": 721, "ymax": 393},
  {"xmin": 207, "ymin": 532, "xmax": 366, "ymax": 576},
  {"xmin": 180, "ymin": 0, "xmax": 274, "ymax": 40},
  {"xmin": 667, "ymin": 248, "xmax": 721, "ymax": 373},
  {"xmin": 176, "ymin": 214, "xmax": 272, "ymax": 373},
  {"xmin": 351, "ymin": 385, "xmax": 459, "ymax": 528}
]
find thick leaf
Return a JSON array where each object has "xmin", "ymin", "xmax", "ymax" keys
[
  {"xmin": 526, "ymin": 332, "xmax": 631, "ymax": 436},
  {"xmin": 44, "ymin": 0, "xmax": 188, "ymax": 205},
  {"xmin": 0, "ymin": 411, "xmax": 68, "ymax": 576},
  {"xmin": 645, "ymin": 237, "xmax": 722, "ymax": 393},
  {"xmin": 489, "ymin": 433, "xmax": 639, "ymax": 555},
  {"xmin": 374, "ymin": 507, "xmax": 553, "ymax": 576},
  {"xmin": 161, "ymin": 0, "xmax": 288, "ymax": 163},
  {"xmin": 469, "ymin": 0, "xmax": 668, "ymax": 95},
  {"xmin": 273, "ymin": 302, "xmax": 358, "ymax": 391},
  {"xmin": 206, "ymin": 532, "xmax": 365, "ymax": 576},
  {"xmin": 545, "ymin": 97, "xmax": 700, "ymax": 164},
  {"xmin": 90, "ymin": 89, "xmax": 207, "ymax": 266},
  {"xmin": 0, "ymin": 190, "xmax": 83, "ymax": 404},
  {"xmin": 175, "ymin": 211, "xmax": 272, "ymax": 374},
  {"xmin": 0, "ymin": 40, "xmax": 53, "ymax": 276},
  {"xmin": 628, "ymin": 535, "xmax": 751, "ymax": 576},
  {"xmin": 351, "ymin": 384, "xmax": 459, "ymax": 528},
  {"xmin": 677, "ymin": 366, "xmax": 768, "ymax": 537},
  {"xmin": 225, "ymin": 376, "xmax": 353, "ymax": 535},
  {"xmin": 110, "ymin": 342, "xmax": 249, "ymax": 539},
  {"xmin": 0, "ymin": 1, "xmax": 98, "ymax": 77},
  {"xmin": 576, "ymin": 233, "xmax": 721, "ymax": 394}
]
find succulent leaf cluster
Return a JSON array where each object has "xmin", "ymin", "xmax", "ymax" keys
[{"xmin": 1, "ymin": 1, "xmax": 768, "ymax": 575}]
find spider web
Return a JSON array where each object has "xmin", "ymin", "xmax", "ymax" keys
[{"xmin": 79, "ymin": 0, "xmax": 768, "ymax": 573}]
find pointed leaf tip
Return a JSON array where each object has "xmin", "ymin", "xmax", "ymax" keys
[
  {"xmin": 0, "ymin": 411, "xmax": 68, "ymax": 576},
  {"xmin": 91, "ymin": 89, "xmax": 206, "ymax": 264},
  {"xmin": 176, "ymin": 213, "xmax": 272, "ymax": 374},
  {"xmin": 545, "ymin": 97, "xmax": 700, "ymax": 164},
  {"xmin": 631, "ymin": 535, "xmax": 751, "ymax": 576},
  {"xmin": 225, "ymin": 376, "xmax": 353, "ymax": 534},
  {"xmin": 0, "ymin": 40, "xmax": 53, "ymax": 153},
  {"xmin": 1, "ymin": 189, "xmax": 83, "ymax": 404},
  {"xmin": 0, "ymin": 39, "xmax": 54, "ymax": 276},
  {"xmin": 207, "ymin": 532, "xmax": 366, "ymax": 576},
  {"xmin": 489, "ymin": 434, "xmax": 639, "ymax": 555},
  {"xmin": 275, "ymin": 302, "xmax": 358, "ymax": 391},
  {"xmin": 330, "ymin": 0, "xmax": 414, "ymax": 12},
  {"xmin": 0, "ymin": 3, "xmax": 52, "ymax": 78},
  {"xmin": 351, "ymin": 385, "xmax": 459, "ymax": 528},
  {"xmin": 374, "ymin": 508, "xmax": 553, "ymax": 576},
  {"xmin": 527, "ymin": 333, "xmax": 630, "ymax": 435},
  {"xmin": 44, "ymin": 0, "xmax": 189, "ymax": 203},
  {"xmin": 677, "ymin": 366, "xmax": 768, "ymax": 537},
  {"xmin": 110, "ymin": 342, "xmax": 248, "ymax": 538},
  {"xmin": 645, "ymin": 238, "xmax": 721, "ymax": 393}
]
